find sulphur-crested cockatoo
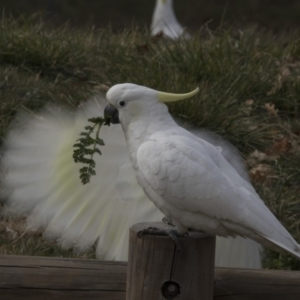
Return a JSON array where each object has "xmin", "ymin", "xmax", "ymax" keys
[
  {"xmin": 1, "ymin": 93, "xmax": 261, "ymax": 268},
  {"xmin": 151, "ymin": 0, "xmax": 189, "ymax": 39},
  {"xmin": 104, "ymin": 83, "xmax": 300, "ymax": 260}
]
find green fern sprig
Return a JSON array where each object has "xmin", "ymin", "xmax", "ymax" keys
[{"xmin": 73, "ymin": 116, "xmax": 111, "ymax": 184}]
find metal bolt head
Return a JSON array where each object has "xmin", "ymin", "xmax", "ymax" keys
[{"xmin": 161, "ymin": 280, "xmax": 181, "ymax": 299}]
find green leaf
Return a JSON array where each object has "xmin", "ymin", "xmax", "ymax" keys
[
  {"xmin": 96, "ymin": 138, "xmax": 105, "ymax": 145},
  {"xmin": 73, "ymin": 116, "xmax": 110, "ymax": 185},
  {"xmin": 94, "ymin": 148, "xmax": 102, "ymax": 155}
]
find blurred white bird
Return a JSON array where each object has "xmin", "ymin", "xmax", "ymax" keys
[
  {"xmin": 151, "ymin": 0, "xmax": 190, "ymax": 39},
  {"xmin": 1, "ymin": 92, "xmax": 261, "ymax": 268},
  {"xmin": 105, "ymin": 83, "xmax": 300, "ymax": 260}
]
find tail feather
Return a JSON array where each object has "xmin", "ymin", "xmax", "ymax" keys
[
  {"xmin": 262, "ymin": 234, "xmax": 300, "ymax": 259},
  {"xmin": 1, "ymin": 95, "xmax": 262, "ymax": 268}
]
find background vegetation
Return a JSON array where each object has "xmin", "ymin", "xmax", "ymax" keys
[
  {"xmin": 0, "ymin": 1, "xmax": 300, "ymax": 269},
  {"xmin": 1, "ymin": 0, "xmax": 300, "ymax": 31}
]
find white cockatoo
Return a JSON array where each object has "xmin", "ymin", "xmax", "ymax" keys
[
  {"xmin": 1, "ymin": 92, "xmax": 261, "ymax": 268},
  {"xmin": 104, "ymin": 83, "xmax": 300, "ymax": 260},
  {"xmin": 151, "ymin": 0, "xmax": 189, "ymax": 39}
]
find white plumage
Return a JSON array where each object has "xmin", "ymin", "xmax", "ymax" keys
[
  {"xmin": 105, "ymin": 83, "xmax": 300, "ymax": 260},
  {"xmin": 151, "ymin": 0, "xmax": 189, "ymax": 39},
  {"xmin": 1, "ymin": 92, "xmax": 261, "ymax": 267}
]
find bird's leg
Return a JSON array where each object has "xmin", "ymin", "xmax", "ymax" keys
[
  {"xmin": 138, "ymin": 227, "xmax": 185, "ymax": 251},
  {"xmin": 165, "ymin": 229, "xmax": 184, "ymax": 252},
  {"xmin": 162, "ymin": 216, "xmax": 175, "ymax": 226}
]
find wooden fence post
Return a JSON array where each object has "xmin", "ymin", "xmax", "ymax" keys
[{"xmin": 126, "ymin": 222, "xmax": 216, "ymax": 300}]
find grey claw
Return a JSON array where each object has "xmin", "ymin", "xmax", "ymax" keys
[{"xmin": 137, "ymin": 227, "xmax": 160, "ymax": 238}]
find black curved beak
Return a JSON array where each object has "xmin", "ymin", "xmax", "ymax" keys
[{"xmin": 104, "ymin": 104, "xmax": 120, "ymax": 124}]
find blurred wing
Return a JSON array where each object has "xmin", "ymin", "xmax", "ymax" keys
[
  {"xmin": 97, "ymin": 163, "xmax": 163, "ymax": 260},
  {"xmin": 1, "ymin": 96, "xmax": 163, "ymax": 260},
  {"xmin": 215, "ymin": 236, "xmax": 261, "ymax": 268}
]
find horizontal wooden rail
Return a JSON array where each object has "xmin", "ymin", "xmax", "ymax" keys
[
  {"xmin": 0, "ymin": 255, "xmax": 126, "ymax": 300},
  {"xmin": 0, "ymin": 255, "xmax": 299, "ymax": 300},
  {"xmin": 214, "ymin": 268, "xmax": 300, "ymax": 299}
]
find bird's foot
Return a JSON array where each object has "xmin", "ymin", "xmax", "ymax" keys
[
  {"xmin": 162, "ymin": 217, "xmax": 175, "ymax": 226},
  {"xmin": 138, "ymin": 227, "xmax": 185, "ymax": 252}
]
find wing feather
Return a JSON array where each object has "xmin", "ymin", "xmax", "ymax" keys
[{"xmin": 136, "ymin": 133, "xmax": 300, "ymax": 257}]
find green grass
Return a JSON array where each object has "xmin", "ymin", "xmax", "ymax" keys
[{"xmin": 0, "ymin": 15, "xmax": 300, "ymax": 268}]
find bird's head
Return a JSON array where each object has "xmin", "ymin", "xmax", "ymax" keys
[{"xmin": 104, "ymin": 83, "xmax": 199, "ymax": 125}]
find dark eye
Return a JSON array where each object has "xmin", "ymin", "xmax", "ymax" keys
[{"xmin": 119, "ymin": 101, "xmax": 126, "ymax": 107}]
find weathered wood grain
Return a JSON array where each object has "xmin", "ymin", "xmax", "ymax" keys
[
  {"xmin": 214, "ymin": 267, "xmax": 300, "ymax": 300},
  {"xmin": 126, "ymin": 222, "xmax": 216, "ymax": 300},
  {"xmin": 0, "ymin": 255, "xmax": 126, "ymax": 300}
]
